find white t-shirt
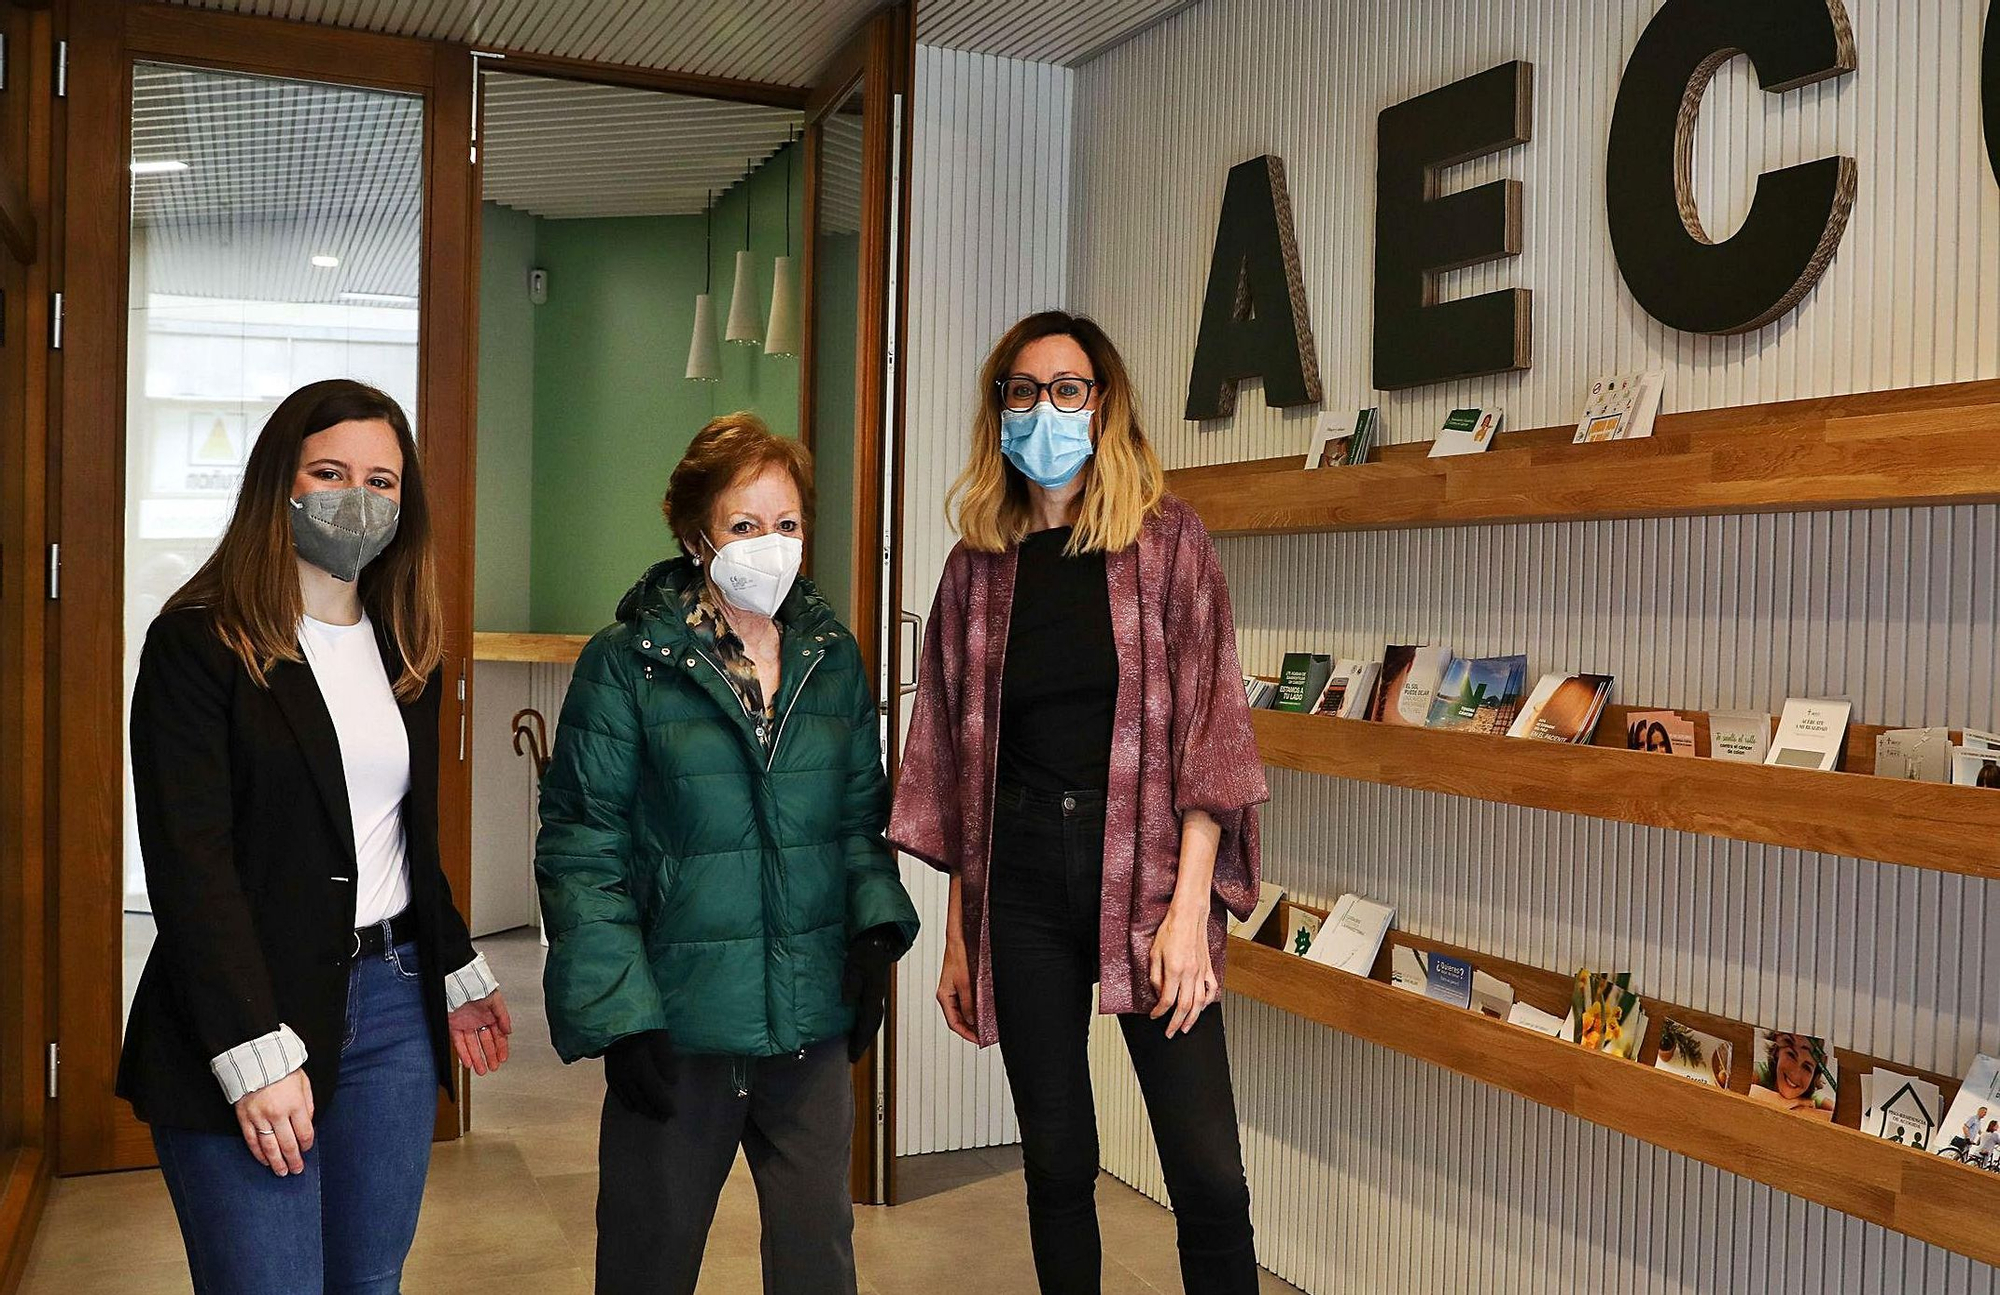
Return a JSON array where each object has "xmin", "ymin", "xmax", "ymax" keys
[{"xmin": 299, "ymin": 613, "xmax": 412, "ymax": 926}]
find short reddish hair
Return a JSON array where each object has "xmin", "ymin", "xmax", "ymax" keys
[{"xmin": 662, "ymin": 411, "xmax": 816, "ymax": 558}]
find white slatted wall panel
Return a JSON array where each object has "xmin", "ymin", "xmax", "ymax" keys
[
  {"xmin": 1072, "ymin": 1, "xmax": 2000, "ymax": 1290},
  {"xmin": 895, "ymin": 45, "xmax": 1075, "ymax": 1157}
]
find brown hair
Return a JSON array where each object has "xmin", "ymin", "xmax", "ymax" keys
[
  {"xmin": 164, "ymin": 379, "xmax": 443, "ymax": 701},
  {"xmin": 662, "ymin": 411, "xmax": 816, "ymax": 558},
  {"xmin": 946, "ymin": 311, "xmax": 1165, "ymax": 555}
]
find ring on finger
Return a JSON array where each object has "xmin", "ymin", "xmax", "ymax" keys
[{"xmin": 256, "ymin": 1127, "xmax": 275, "ymax": 1136}]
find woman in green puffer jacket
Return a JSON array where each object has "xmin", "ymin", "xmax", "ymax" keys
[{"xmin": 535, "ymin": 412, "xmax": 919, "ymax": 1295}]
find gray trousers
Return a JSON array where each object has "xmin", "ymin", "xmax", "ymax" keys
[{"xmin": 595, "ymin": 1037, "xmax": 857, "ymax": 1295}]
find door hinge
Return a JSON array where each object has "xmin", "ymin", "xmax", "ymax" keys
[
  {"xmin": 1, "ymin": 33, "xmax": 10, "ymax": 93},
  {"xmin": 46, "ymin": 543, "xmax": 58, "ymax": 600},
  {"xmin": 46, "ymin": 1043, "xmax": 58, "ymax": 1099},
  {"xmin": 455, "ymin": 663, "xmax": 467, "ymax": 761},
  {"xmin": 49, "ymin": 290, "xmax": 62, "ymax": 349},
  {"xmin": 54, "ymin": 40, "xmax": 66, "ymax": 99}
]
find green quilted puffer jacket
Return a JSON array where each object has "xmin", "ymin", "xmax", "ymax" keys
[{"xmin": 535, "ymin": 557, "xmax": 919, "ymax": 1063}]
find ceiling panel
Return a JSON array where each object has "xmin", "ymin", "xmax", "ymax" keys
[
  {"xmin": 157, "ymin": 0, "xmax": 1187, "ymax": 83},
  {"xmin": 480, "ymin": 72, "xmax": 800, "ymax": 219}
]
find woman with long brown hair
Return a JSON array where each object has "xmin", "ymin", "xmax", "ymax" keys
[
  {"xmin": 121, "ymin": 379, "xmax": 512, "ymax": 1294},
  {"xmin": 890, "ymin": 311, "xmax": 1269, "ymax": 1293}
]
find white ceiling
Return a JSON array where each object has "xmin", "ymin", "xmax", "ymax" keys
[{"xmin": 158, "ymin": 0, "xmax": 1198, "ymax": 84}]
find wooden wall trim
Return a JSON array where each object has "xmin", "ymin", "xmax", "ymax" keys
[
  {"xmin": 124, "ymin": 2, "xmax": 434, "ymax": 90},
  {"xmin": 0, "ymin": 1149, "xmax": 50, "ymax": 1295},
  {"xmin": 481, "ymin": 48, "xmax": 807, "ymax": 109},
  {"xmin": 0, "ymin": 166, "xmax": 33, "ymax": 264}
]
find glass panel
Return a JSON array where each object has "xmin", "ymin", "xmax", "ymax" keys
[
  {"xmin": 123, "ymin": 63, "xmax": 424, "ymax": 1028},
  {"xmin": 809, "ymin": 90, "xmax": 865, "ymax": 626}
]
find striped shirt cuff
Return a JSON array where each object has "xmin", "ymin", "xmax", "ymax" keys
[
  {"xmin": 209, "ymin": 1024, "xmax": 309, "ymax": 1105},
  {"xmin": 445, "ymin": 952, "xmax": 500, "ymax": 1012}
]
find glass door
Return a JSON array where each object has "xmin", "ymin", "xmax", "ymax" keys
[{"xmin": 57, "ymin": 5, "xmax": 475, "ymax": 1173}]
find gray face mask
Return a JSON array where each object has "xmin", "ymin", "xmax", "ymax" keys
[{"xmin": 288, "ymin": 486, "xmax": 401, "ymax": 583}]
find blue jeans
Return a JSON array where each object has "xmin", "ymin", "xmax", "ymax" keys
[{"xmin": 152, "ymin": 938, "xmax": 439, "ymax": 1295}]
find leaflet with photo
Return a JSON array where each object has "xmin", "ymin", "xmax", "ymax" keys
[
  {"xmin": 1950, "ymin": 746, "xmax": 2000, "ymax": 788},
  {"xmin": 1507, "ymin": 672, "xmax": 1614, "ymax": 744},
  {"xmin": 1653, "ymin": 1018, "xmax": 1733, "ymax": 1090},
  {"xmin": 1372, "ymin": 644, "xmax": 1455, "ymax": 727},
  {"xmin": 1747, "ymin": 1029, "xmax": 1839, "ymax": 1120},
  {"xmin": 1625, "ymin": 710, "xmax": 1696, "ymax": 756},
  {"xmin": 1427, "ymin": 654, "xmax": 1529, "ymax": 735},
  {"xmin": 1936, "ymin": 1054, "xmax": 2000, "ymax": 1166},
  {"xmin": 1765, "ymin": 698, "xmax": 1851, "ymax": 772},
  {"xmin": 1429, "ymin": 407, "xmax": 1504, "ymax": 458}
]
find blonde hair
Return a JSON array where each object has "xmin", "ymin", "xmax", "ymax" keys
[{"xmin": 946, "ymin": 311, "xmax": 1164, "ymax": 554}]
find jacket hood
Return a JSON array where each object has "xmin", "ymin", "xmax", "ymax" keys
[{"xmin": 614, "ymin": 554, "xmax": 838, "ymax": 644}]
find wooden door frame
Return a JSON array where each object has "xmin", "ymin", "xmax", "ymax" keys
[
  {"xmin": 0, "ymin": 0, "xmax": 58, "ymax": 1283},
  {"xmin": 53, "ymin": 0, "xmax": 477, "ymax": 1174},
  {"xmin": 800, "ymin": 2, "xmax": 913, "ymax": 1208}
]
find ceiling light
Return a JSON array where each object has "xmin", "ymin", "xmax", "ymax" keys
[
  {"xmin": 763, "ymin": 133, "xmax": 800, "ymax": 358},
  {"xmin": 686, "ymin": 191, "xmax": 720, "ymax": 382},
  {"xmin": 338, "ymin": 291, "xmax": 418, "ymax": 306},
  {"xmin": 724, "ymin": 157, "xmax": 763, "ymax": 347},
  {"xmin": 311, "ymin": 254, "xmax": 340, "ymax": 268},
  {"xmin": 130, "ymin": 160, "xmax": 190, "ymax": 175}
]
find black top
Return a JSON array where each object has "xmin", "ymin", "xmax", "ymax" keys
[
  {"xmin": 998, "ymin": 527, "xmax": 1118, "ymax": 792},
  {"xmin": 118, "ymin": 607, "xmax": 478, "ymax": 1133}
]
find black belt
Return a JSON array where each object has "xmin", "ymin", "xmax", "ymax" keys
[{"xmin": 350, "ymin": 909, "xmax": 419, "ymax": 961}]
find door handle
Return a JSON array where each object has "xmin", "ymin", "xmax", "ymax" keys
[{"xmin": 897, "ymin": 610, "xmax": 922, "ymax": 696}]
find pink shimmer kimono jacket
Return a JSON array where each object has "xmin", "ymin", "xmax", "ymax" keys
[{"xmin": 887, "ymin": 493, "xmax": 1269, "ymax": 1047}]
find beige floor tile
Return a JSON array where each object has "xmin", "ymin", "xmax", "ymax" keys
[{"xmin": 22, "ymin": 931, "xmax": 1301, "ymax": 1295}]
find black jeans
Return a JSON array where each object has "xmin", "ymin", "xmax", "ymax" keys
[{"xmin": 988, "ymin": 781, "xmax": 1258, "ymax": 1295}]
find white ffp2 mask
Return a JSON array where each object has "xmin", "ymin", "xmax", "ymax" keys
[{"xmin": 705, "ymin": 531, "xmax": 802, "ymax": 619}]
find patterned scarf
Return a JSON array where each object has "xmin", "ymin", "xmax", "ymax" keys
[{"xmin": 680, "ymin": 577, "xmax": 777, "ymax": 746}]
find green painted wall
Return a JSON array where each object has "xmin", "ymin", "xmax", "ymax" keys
[
  {"xmin": 529, "ymin": 213, "xmax": 713, "ymax": 634},
  {"xmin": 473, "ymin": 202, "xmax": 537, "ymax": 632},
  {"xmin": 473, "ymin": 143, "xmax": 828, "ymax": 635},
  {"xmin": 809, "ymin": 230, "xmax": 862, "ymax": 628}
]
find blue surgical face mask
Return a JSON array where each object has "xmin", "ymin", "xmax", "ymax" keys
[{"xmin": 1000, "ymin": 402, "xmax": 1095, "ymax": 490}]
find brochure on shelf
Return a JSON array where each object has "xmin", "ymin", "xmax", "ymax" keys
[
  {"xmin": 1429, "ymin": 407, "xmax": 1503, "ymax": 457},
  {"xmin": 1507, "ymin": 672, "xmax": 1613, "ymax": 743},
  {"xmin": 1876, "ymin": 727, "xmax": 1952, "ymax": 782},
  {"xmin": 1765, "ymin": 698, "xmax": 1852, "ymax": 771},
  {"xmin": 1276, "ymin": 653, "xmax": 1332, "ymax": 713},
  {"xmin": 1303, "ymin": 894, "xmax": 1396, "ymax": 976},
  {"xmin": 1937, "ymin": 1054, "xmax": 2000, "ymax": 1166},
  {"xmin": 1653, "ymin": 1018, "xmax": 1733, "ymax": 1089},
  {"xmin": 1283, "ymin": 906, "xmax": 1324, "ymax": 958},
  {"xmin": 1572, "ymin": 370, "xmax": 1665, "ymax": 444},
  {"xmin": 1708, "ymin": 711, "xmax": 1772, "ymax": 763},
  {"xmin": 1625, "ymin": 710, "xmax": 1696, "ymax": 756},
  {"xmin": 1373, "ymin": 644, "xmax": 1454, "ymax": 727},
  {"xmin": 1227, "ymin": 881, "xmax": 1286, "ymax": 941},
  {"xmin": 1949, "ymin": 746, "xmax": 2000, "ymax": 788},
  {"xmin": 1470, "ymin": 970, "xmax": 1515, "ymax": 1019},
  {"xmin": 1507, "ymin": 1002, "xmax": 1566, "ymax": 1036},
  {"xmin": 1304, "ymin": 407, "xmax": 1379, "ymax": 470},
  {"xmin": 1862, "ymin": 1067, "xmax": 1945, "ymax": 1150},
  {"xmin": 1747, "ymin": 1029, "xmax": 1839, "ymax": 1120}
]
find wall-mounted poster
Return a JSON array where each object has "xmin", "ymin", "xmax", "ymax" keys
[{"xmin": 188, "ymin": 410, "xmax": 248, "ymax": 467}]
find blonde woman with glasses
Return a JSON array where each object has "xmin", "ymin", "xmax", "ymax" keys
[{"xmin": 890, "ymin": 311, "xmax": 1269, "ymax": 1294}]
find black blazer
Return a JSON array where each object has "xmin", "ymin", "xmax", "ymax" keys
[{"xmin": 118, "ymin": 606, "xmax": 478, "ymax": 1133}]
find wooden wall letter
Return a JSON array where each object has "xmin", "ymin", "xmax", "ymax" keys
[
  {"xmin": 1606, "ymin": 0, "xmax": 1858, "ymax": 335},
  {"xmin": 1183, "ymin": 154, "xmax": 1322, "ymax": 422},
  {"xmin": 1373, "ymin": 61, "xmax": 1534, "ymax": 392}
]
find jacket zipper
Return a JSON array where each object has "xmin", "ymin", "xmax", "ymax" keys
[
  {"xmin": 683, "ymin": 640, "xmax": 825, "ymax": 771},
  {"xmin": 766, "ymin": 653, "xmax": 825, "ymax": 770}
]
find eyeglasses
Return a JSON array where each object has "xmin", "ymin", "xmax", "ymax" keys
[{"xmin": 995, "ymin": 375, "xmax": 1098, "ymax": 414}]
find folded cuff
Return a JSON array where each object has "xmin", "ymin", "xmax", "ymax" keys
[
  {"xmin": 445, "ymin": 952, "xmax": 500, "ymax": 1012},
  {"xmin": 210, "ymin": 1024, "xmax": 309, "ymax": 1105}
]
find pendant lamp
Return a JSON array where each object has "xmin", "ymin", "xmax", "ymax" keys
[
  {"xmin": 724, "ymin": 158, "xmax": 763, "ymax": 346},
  {"xmin": 763, "ymin": 133, "xmax": 801, "ymax": 358},
  {"xmin": 685, "ymin": 190, "xmax": 720, "ymax": 381}
]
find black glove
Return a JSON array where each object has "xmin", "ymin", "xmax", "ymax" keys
[
  {"xmin": 842, "ymin": 927, "xmax": 901, "ymax": 1063},
  {"xmin": 604, "ymin": 1029, "xmax": 678, "ymax": 1120}
]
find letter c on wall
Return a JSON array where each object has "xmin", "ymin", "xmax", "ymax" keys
[
  {"xmin": 1606, "ymin": 0, "xmax": 1858, "ymax": 335},
  {"xmin": 1986, "ymin": 0, "xmax": 1999, "ymax": 186}
]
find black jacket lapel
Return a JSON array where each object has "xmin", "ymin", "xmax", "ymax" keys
[{"xmin": 265, "ymin": 656, "xmax": 358, "ymax": 867}]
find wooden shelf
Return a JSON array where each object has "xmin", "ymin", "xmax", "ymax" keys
[
  {"xmin": 1253, "ymin": 709, "xmax": 2000, "ymax": 880},
  {"xmin": 1227, "ymin": 907, "xmax": 1997, "ymax": 1268},
  {"xmin": 471, "ymin": 631, "xmax": 591, "ymax": 664},
  {"xmin": 1169, "ymin": 380, "xmax": 2000, "ymax": 535}
]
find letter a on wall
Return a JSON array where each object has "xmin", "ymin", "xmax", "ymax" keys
[
  {"xmin": 1607, "ymin": 0, "xmax": 1858, "ymax": 334},
  {"xmin": 1373, "ymin": 62, "xmax": 1534, "ymax": 392},
  {"xmin": 1183, "ymin": 154, "xmax": 1322, "ymax": 422}
]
